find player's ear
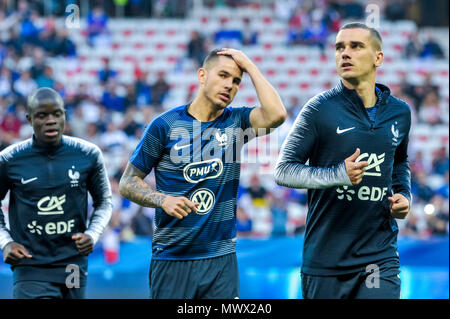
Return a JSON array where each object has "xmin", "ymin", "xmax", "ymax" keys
[
  {"xmin": 26, "ymin": 113, "xmax": 32, "ymax": 125},
  {"xmin": 374, "ymin": 50, "xmax": 383, "ymax": 68},
  {"xmin": 198, "ymin": 67, "xmax": 207, "ymax": 85}
]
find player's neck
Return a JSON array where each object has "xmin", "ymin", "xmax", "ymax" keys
[
  {"xmin": 342, "ymin": 77, "xmax": 377, "ymax": 108},
  {"xmin": 189, "ymin": 95, "xmax": 225, "ymax": 122}
]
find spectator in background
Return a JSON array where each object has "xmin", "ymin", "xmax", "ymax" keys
[
  {"xmin": 53, "ymin": 29, "xmax": 76, "ymax": 57},
  {"xmin": 85, "ymin": 122, "xmax": 102, "ymax": 147},
  {"xmin": 401, "ymin": 213, "xmax": 421, "ymax": 237},
  {"xmin": 287, "ymin": 6, "xmax": 310, "ymax": 45},
  {"xmin": 323, "ymin": 3, "xmax": 341, "ymax": 33},
  {"xmin": 100, "ymin": 122, "xmax": 129, "ymax": 154},
  {"xmin": 69, "ymin": 105, "xmax": 88, "ymax": 139},
  {"xmin": 426, "ymin": 195, "xmax": 449, "ymax": 235},
  {"xmin": 384, "ymin": 0, "xmax": 407, "ymax": 21},
  {"xmin": 236, "ymin": 206, "xmax": 253, "ymax": 237},
  {"xmin": 87, "ymin": 6, "xmax": 109, "ymax": 47},
  {"xmin": 131, "ymin": 207, "xmax": 154, "ymax": 236},
  {"xmin": 435, "ymin": 171, "xmax": 449, "ymax": 199},
  {"xmin": 214, "ymin": 18, "xmax": 243, "ymax": 48},
  {"xmin": 120, "ymin": 107, "xmax": 142, "ymax": 137},
  {"xmin": 300, "ymin": 9, "xmax": 329, "ymax": 51},
  {"xmin": 241, "ymin": 17, "xmax": 258, "ymax": 46},
  {"xmin": 187, "ymin": 31, "xmax": 207, "ymax": 68},
  {"xmin": 412, "ymin": 171, "xmax": 435, "ymax": 203},
  {"xmin": 431, "ymin": 147, "xmax": 449, "ymax": 176},
  {"xmin": 421, "ymin": 34, "xmax": 445, "ymax": 59},
  {"xmin": 0, "ymin": 111, "xmax": 21, "ymax": 143},
  {"xmin": 339, "ymin": 0, "xmax": 364, "ymax": 19},
  {"xmin": 418, "ymin": 91, "xmax": 442, "ymax": 125},
  {"xmin": 270, "ymin": 191, "xmax": 288, "ymax": 237},
  {"xmin": 13, "ymin": 70, "xmax": 37, "ymax": 98},
  {"xmin": 98, "ymin": 58, "xmax": 117, "ymax": 84},
  {"xmin": 35, "ymin": 65, "xmax": 55, "ymax": 88},
  {"xmin": 29, "ymin": 47, "xmax": 46, "ymax": 80},
  {"xmin": 19, "ymin": 10, "xmax": 41, "ymax": 46},
  {"xmin": 101, "ymin": 81, "xmax": 126, "ymax": 113},
  {"xmin": 150, "ymin": 71, "xmax": 170, "ymax": 108},
  {"xmin": 0, "ymin": 66, "xmax": 12, "ymax": 97},
  {"xmin": 403, "ymin": 33, "xmax": 422, "ymax": 59},
  {"xmin": 135, "ymin": 72, "xmax": 151, "ymax": 106},
  {"xmin": 0, "ymin": 10, "xmax": 19, "ymax": 43}
]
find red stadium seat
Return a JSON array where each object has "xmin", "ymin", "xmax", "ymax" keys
[
  {"xmin": 123, "ymin": 29, "xmax": 133, "ymax": 37},
  {"xmin": 146, "ymin": 29, "xmax": 155, "ymax": 36}
]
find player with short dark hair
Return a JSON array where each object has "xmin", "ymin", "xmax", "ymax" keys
[
  {"xmin": 275, "ymin": 23, "xmax": 411, "ymax": 299},
  {"xmin": 0, "ymin": 87, "xmax": 112, "ymax": 299},
  {"xmin": 119, "ymin": 48, "xmax": 286, "ymax": 299}
]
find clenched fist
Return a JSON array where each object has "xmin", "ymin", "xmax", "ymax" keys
[{"xmin": 344, "ymin": 148, "xmax": 368, "ymax": 185}]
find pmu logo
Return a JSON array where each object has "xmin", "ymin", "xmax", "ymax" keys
[
  {"xmin": 356, "ymin": 153, "xmax": 385, "ymax": 177},
  {"xmin": 190, "ymin": 188, "xmax": 215, "ymax": 215},
  {"xmin": 37, "ymin": 195, "xmax": 66, "ymax": 215},
  {"xmin": 183, "ymin": 158, "xmax": 223, "ymax": 183}
]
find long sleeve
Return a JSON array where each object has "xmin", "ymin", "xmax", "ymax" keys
[
  {"xmin": 85, "ymin": 148, "xmax": 113, "ymax": 245},
  {"xmin": 391, "ymin": 114, "xmax": 412, "ymax": 203},
  {"xmin": 0, "ymin": 156, "xmax": 13, "ymax": 250},
  {"xmin": 274, "ymin": 100, "xmax": 352, "ymax": 189}
]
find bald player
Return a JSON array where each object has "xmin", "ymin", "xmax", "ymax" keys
[{"xmin": 0, "ymin": 87, "xmax": 112, "ymax": 299}]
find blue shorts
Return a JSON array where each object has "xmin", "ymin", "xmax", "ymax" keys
[
  {"xmin": 149, "ymin": 253, "xmax": 239, "ymax": 299},
  {"xmin": 13, "ymin": 280, "xmax": 86, "ymax": 299},
  {"xmin": 301, "ymin": 261, "xmax": 401, "ymax": 299}
]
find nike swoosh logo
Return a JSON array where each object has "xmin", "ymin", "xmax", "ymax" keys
[
  {"xmin": 174, "ymin": 143, "xmax": 191, "ymax": 150},
  {"xmin": 336, "ymin": 127, "xmax": 355, "ymax": 134},
  {"xmin": 21, "ymin": 177, "xmax": 38, "ymax": 184}
]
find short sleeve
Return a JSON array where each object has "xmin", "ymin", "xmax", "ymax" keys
[
  {"xmin": 129, "ymin": 118, "xmax": 167, "ymax": 175},
  {"xmin": 232, "ymin": 106, "xmax": 255, "ymax": 131}
]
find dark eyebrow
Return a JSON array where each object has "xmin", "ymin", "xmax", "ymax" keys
[
  {"xmin": 335, "ymin": 41, "xmax": 366, "ymax": 48},
  {"xmin": 351, "ymin": 41, "xmax": 365, "ymax": 47}
]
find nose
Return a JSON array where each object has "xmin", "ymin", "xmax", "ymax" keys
[
  {"xmin": 45, "ymin": 114, "xmax": 57, "ymax": 124},
  {"xmin": 341, "ymin": 46, "xmax": 351, "ymax": 60},
  {"xmin": 224, "ymin": 78, "xmax": 233, "ymax": 91}
]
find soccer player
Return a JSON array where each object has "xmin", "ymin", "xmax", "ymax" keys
[
  {"xmin": 119, "ymin": 48, "xmax": 286, "ymax": 299},
  {"xmin": 0, "ymin": 88, "xmax": 113, "ymax": 299},
  {"xmin": 275, "ymin": 23, "xmax": 411, "ymax": 299}
]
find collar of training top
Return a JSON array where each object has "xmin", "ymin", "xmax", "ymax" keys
[
  {"xmin": 337, "ymin": 80, "xmax": 391, "ymax": 107},
  {"xmin": 32, "ymin": 134, "xmax": 64, "ymax": 154}
]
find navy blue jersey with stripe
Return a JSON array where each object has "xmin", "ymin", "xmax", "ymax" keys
[
  {"xmin": 130, "ymin": 104, "xmax": 254, "ymax": 260},
  {"xmin": 276, "ymin": 81, "xmax": 411, "ymax": 275}
]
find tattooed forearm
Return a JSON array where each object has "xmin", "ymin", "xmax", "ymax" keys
[{"xmin": 119, "ymin": 163, "xmax": 166, "ymax": 208}]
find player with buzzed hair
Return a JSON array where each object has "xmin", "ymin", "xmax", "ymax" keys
[
  {"xmin": 120, "ymin": 48, "xmax": 286, "ymax": 299},
  {"xmin": 0, "ymin": 87, "xmax": 112, "ymax": 298},
  {"xmin": 275, "ymin": 22, "xmax": 412, "ymax": 299}
]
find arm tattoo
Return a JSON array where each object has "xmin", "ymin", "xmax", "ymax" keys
[{"xmin": 119, "ymin": 163, "xmax": 166, "ymax": 208}]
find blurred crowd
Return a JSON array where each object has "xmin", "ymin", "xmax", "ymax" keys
[{"xmin": 0, "ymin": 0, "xmax": 448, "ymax": 257}]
